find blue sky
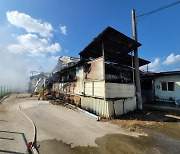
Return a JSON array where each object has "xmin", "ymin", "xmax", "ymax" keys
[{"xmin": 0, "ymin": 0, "xmax": 180, "ymax": 87}]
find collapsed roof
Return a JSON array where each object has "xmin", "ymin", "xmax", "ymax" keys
[
  {"xmin": 52, "ymin": 56, "xmax": 80, "ymax": 73},
  {"xmin": 79, "ymin": 26, "xmax": 150, "ymax": 67}
]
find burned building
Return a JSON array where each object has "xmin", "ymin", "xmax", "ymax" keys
[
  {"xmin": 28, "ymin": 73, "xmax": 49, "ymax": 93},
  {"xmin": 52, "ymin": 56, "xmax": 80, "ymax": 73},
  {"xmin": 51, "ymin": 27, "xmax": 149, "ymax": 118}
]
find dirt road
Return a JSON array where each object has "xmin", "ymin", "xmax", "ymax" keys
[{"xmin": 0, "ymin": 94, "xmax": 180, "ymax": 154}]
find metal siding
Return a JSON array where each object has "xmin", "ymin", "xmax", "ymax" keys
[
  {"xmin": 114, "ymin": 100, "xmax": 124, "ymax": 116},
  {"xmin": 105, "ymin": 83, "xmax": 135, "ymax": 98},
  {"xmin": 81, "ymin": 96, "xmax": 110, "ymax": 118},
  {"xmin": 84, "ymin": 81, "xmax": 105, "ymax": 97},
  {"xmin": 124, "ymin": 97, "xmax": 136, "ymax": 113},
  {"xmin": 84, "ymin": 82, "xmax": 93, "ymax": 96},
  {"xmin": 94, "ymin": 81, "xmax": 105, "ymax": 97},
  {"xmin": 113, "ymin": 97, "xmax": 136, "ymax": 116},
  {"xmin": 107, "ymin": 101, "xmax": 114, "ymax": 117}
]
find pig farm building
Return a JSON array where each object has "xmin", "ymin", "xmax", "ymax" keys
[{"xmin": 51, "ymin": 27, "xmax": 150, "ymax": 118}]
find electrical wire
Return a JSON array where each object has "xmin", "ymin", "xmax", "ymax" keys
[{"xmin": 136, "ymin": 0, "xmax": 180, "ymax": 21}]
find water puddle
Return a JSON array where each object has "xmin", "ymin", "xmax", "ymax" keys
[
  {"xmin": 38, "ymin": 132, "xmax": 180, "ymax": 154},
  {"xmin": 153, "ymin": 122, "xmax": 180, "ymax": 140}
]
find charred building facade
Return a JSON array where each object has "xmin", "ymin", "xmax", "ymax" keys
[{"xmin": 51, "ymin": 27, "xmax": 149, "ymax": 118}]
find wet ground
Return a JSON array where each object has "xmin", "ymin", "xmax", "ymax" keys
[
  {"xmin": 38, "ymin": 122, "xmax": 180, "ymax": 154},
  {"xmin": 1, "ymin": 94, "xmax": 180, "ymax": 154}
]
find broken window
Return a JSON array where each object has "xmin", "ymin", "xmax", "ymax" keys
[{"xmin": 105, "ymin": 63, "xmax": 133, "ymax": 83}]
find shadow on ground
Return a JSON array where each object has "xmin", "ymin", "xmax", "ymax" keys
[
  {"xmin": 0, "ymin": 130, "xmax": 28, "ymax": 154},
  {"xmin": 115, "ymin": 107, "xmax": 180, "ymax": 122}
]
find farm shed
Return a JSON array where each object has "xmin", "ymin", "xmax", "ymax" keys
[{"xmin": 52, "ymin": 26, "xmax": 149, "ymax": 118}]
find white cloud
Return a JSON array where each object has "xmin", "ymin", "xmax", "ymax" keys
[
  {"xmin": 60, "ymin": 25, "xmax": 67, "ymax": 35},
  {"xmin": 148, "ymin": 58, "xmax": 160, "ymax": 70},
  {"xmin": 7, "ymin": 33, "xmax": 61, "ymax": 56},
  {"xmin": 163, "ymin": 53, "xmax": 180, "ymax": 65},
  {"xmin": 6, "ymin": 11, "xmax": 53, "ymax": 37},
  {"xmin": 140, "ymin": 58, "xmax": 160, "ymax": 72}
]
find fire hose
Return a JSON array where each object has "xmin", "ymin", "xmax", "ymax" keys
[{"xmin": 16, "ymin": 94, "xmax": 39, "ymax": 154}]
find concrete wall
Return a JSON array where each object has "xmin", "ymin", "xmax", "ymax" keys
[{"xmin": 154, "ymin": 75, "xmax": 180, "ymax": 102}]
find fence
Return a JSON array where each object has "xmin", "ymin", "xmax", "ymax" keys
[{"xmin": 0, "ymin": 85, "xmax": 12, "ymax": 98}]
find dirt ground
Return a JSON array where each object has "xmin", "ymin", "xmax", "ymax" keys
[{"xmin": 108, "ymin": 108, "xmax": 180, "ymax": 138}]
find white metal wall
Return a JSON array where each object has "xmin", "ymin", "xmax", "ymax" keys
[
  {"xmin": 81, "ymin": 96, "xmax": 136, "ymax": 118},
  {"xmin": 105, "ymin": 83, "xmax": 135, "ymax": 98},
  {"xmin": 81, "ymin": 96, "xmax": 110, "ymax": 117},
  {"xmin": 84, "ymin": 81, "xmax": 105, "ymax": 98}
]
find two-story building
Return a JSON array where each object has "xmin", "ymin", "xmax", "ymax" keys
[{"xmin": 51, "ymin": 27, "xmax": 150, "ymax": 118}]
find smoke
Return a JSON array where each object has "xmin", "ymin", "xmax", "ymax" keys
[
  {"xmin": 0, "ymin": 11, "xmax": 61, "ymax": 93},
  {"xmin": 0, "ymin": 46, "xmax": 28, "ymax": 92}
]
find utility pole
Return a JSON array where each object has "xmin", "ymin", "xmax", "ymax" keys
[{"xmin": 132, "ymin": 9, "xmax": 143, "ymax": 110}]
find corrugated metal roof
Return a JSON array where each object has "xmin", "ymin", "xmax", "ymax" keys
[{"xmin": 158, "ymin": 71, "xmax": 180, "ymax": 76}]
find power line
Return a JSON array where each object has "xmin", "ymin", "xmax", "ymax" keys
[{"xmin": 136, "ymin": 0, "xmax": 180, "ymax": 20}]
